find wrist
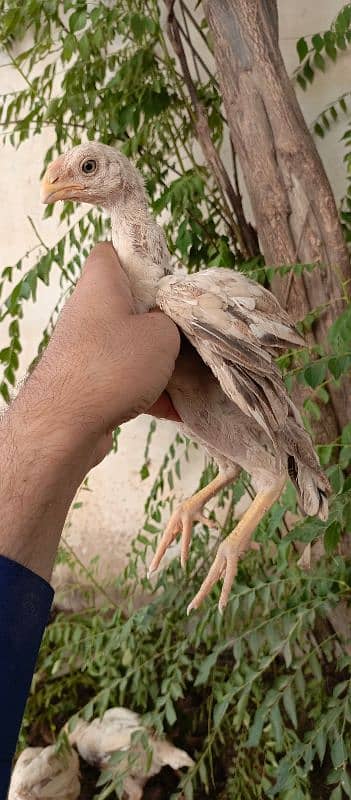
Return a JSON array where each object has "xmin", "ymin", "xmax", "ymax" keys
[{"xmin": 12, "ymin": 361, "xmax": 104, "ymax": 470}]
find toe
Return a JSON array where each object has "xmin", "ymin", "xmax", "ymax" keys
[
  {"xmin": 218, "ymin": 555, "xmax": 238, "ymax": 613},
  {"xmin": 187, "ymin": 551, "xmax": 225, "ymax": 614},
  {"xmin": 180, "ymin": 514, "xmax": 193, "ymax": 568},
  {"xmin": 148, "ymin": 517, "xmax": 180, "ymax": 574}
]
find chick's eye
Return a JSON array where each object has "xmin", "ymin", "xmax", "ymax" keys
[{"xmin": 81, "ymin": 159, "xmax": 97, "ymax": 175}]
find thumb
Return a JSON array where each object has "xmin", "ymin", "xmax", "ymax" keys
[{"xmin": 73, "ymin": 242, "xmax": 135, "ymax": 318}]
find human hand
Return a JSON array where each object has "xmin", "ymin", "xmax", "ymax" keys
[
  {"xmin": 0, "ymin": 242, "xmax": 181, "ymax": 582},
  {"xmin": 16, "ymin": 242, "xmax": 180, "ymax": 464}
]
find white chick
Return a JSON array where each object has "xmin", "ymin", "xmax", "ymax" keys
[
  {"xmin": 8, "ymin": 745, "xmax": 80, "ymax": 800},
  {"xmin": 69, "ymin": 706, "xmax": 193, "ymax": 799}
]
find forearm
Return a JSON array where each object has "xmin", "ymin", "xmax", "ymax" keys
[{"xmin": 0, "ymin": 373, "xmax": 96, "ymax": 581}]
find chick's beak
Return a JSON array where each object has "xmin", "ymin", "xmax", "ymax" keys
[{"xmin": 40, "ymin": 175, "xmax": 84, "ymax": 204}]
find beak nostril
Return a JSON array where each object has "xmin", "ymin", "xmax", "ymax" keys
[{"xmin": 50, "ymin": 175, "xmax": 59, "ymax": 184}]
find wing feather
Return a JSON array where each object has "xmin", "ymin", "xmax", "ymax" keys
[{"xmin": 157, "ymin": 269, "xmax": 304, "ymax": 438}]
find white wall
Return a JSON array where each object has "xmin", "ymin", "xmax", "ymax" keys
[{"xmin": 0, "ymin": 0, "xmax": 349, "ymax": 603}]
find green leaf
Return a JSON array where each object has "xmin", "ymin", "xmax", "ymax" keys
[
  {"xmin": 78, "ymin": 33, "xmax": 90, "ymax": 59},
  {"xmin": 247, "ymin": 706, "xmax": 266, "ymax": 747},
  {"xmin": 270, "ymin": 703, "xmax": 283, "ymax": 745},
  {"xmin": 69, "ymin": 10, "xmax": 86, "ymax": 32},
  {"xmin": 314, "ymin": 122, "xmax": 325, "ymax": 138},
  {"xmin": 165, "ymin": 698, "xmax": 177, "ymax": 726},
  {"xmin": 294, "ymin": 669, "xmax": 306, "ymax": 700},
  {"xmin": 304, "ymin": 361, "xmax": 326, "ymax": 388},
  {"xmin": 130, "ymin": 13, "xmax": 149, "ymax": 41},
  {"xmin": 184, "ymin": 781, "xmax": 194, "ymax": 800},
  {"xmin": 143, "ymin": 522, "xmax": 159, "ymax": 534},
  {"xmin": 285, "ymin": 516, "xmax": 322, "ymax": 545},
  {"xmin": 235, "ymin": 690, "xmax": 249, "ymax": 726},
  {"xmin": 328, "ymin": 464, "xmax": 344, "ymax": 494},
  {"xmin": 312, "ymin": 33, "xmax": 324, "ymax": 52},
  {"xmin": 325, "ymin": 35, "xmax": 337, "ymax": 61},
  {"xmin": 303, "ymin": 60, "xmax": 314, "ymax": 83},
  {"xmin": 282, "ymin": 686, "xmax": 297, "ymax": 728},
  {"xmin": 328, "ymin": 355, "xmax": 351, "ymax": 380},
  {"xmin": 340, "ymin": 445, "xmax": 351, "ymax": 468},
  {"xmin": 4, "ymin": 365, "xmax": 15, "ymax": 386},
  {"xmin": 317, "ymin": 444, "xmax": 334, "ymax": 466},
  {"xmin": 341, "ymin": 422, "xmax": 351, "ymax": 444},
  {"xmin": 0, "ymin": 347, "xmax": 11, "ymax": 364},
  {"xmin": 0, "ymin": 382, "xmax": 10, "ymax": 403},
  {"xmin": 331, "ymin": 736, "xmax": 347, "ymax": 768},
  {"xmin": 337, "ymin": 33, "xmax": 347, "ymax": 50},
  {"xmin": 309, "ymin": 652, "xmax": 322, "ymax": 680},
  {"xmin": 315, "ymin": 729, "xmax": 327, "ymax": 764},
  {"xmin": 268, "ymin": 758, "xmax": 290, "ymax": 795},
  {"xmin": 330, "ymin": 787, "xmax": 343, "ymax": 800},
  {"xmin": 213, "ymin": 697, "xmax": 230, "ymax": 728},
  {"xmin": 304, "ymin": 397, "xmax": 321, "ymax": 420},
  {"xmin": 194, "ymin": 649, "xmax": 219, "ymax": 686},
  {"xmin": 314, "ymin": 52, "xmax": 325, "ymax": 71},
  {"xmin": 297, "ymin": 37, "xmax": 308, "ymax": 61},
  {"xmin": 297, "ymin": 74, "xmax": 307, "ymax": 91},
  {"xmin": 341, "ymin": 769, "xmax": 351, "ymax": 799},
  {"xmin": 20, "ymin": 281, "xmax": 31, "ymax": 300},
  {"xmin": 199, "ymin": 759, "xmax": 209, "ymax": 791},
  {"xmin": 324, "ymin": 521, "xmax": 341, "ymax": 554}
]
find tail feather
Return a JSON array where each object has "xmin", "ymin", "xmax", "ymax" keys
[
  {"xmin": 282, "ymin": 409, "xmax": 331, "ymax": 522},
  {"xmin": 294, "ymin": 463, "xmax": 329, "ymax": 521}
]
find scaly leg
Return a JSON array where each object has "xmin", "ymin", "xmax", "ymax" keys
[
  {"xmin": 187, "ymin": 477, "xmax": 286, "ymax": 615},
  {"xmin": 148, "ymin": 466, "xmax": 240, "ymax": 575}
]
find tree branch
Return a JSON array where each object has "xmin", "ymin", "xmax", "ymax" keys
[{"xmin": 164, "ymin": 0, "xmax": 259, "ymax": 258}]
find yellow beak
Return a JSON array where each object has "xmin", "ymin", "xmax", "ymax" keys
[{"xmin": 40, "ymin": 178, "xmax": 84, "ymax": 204}]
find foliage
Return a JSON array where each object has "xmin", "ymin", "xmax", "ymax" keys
[
  {"xmin": 0, "ymin": 1, "xmax": 351, "ymax": 798},
  {"xmin": 294, "ymin": 4, "xmax": 351, "ymax": 90}
]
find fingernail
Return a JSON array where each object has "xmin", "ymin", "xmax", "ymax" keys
[
  {"xmin": 187, "ymin": 602, "xmax": 195, "ymax": 616},
  {"xmin": 147, "ymin": 566, "xmax": 156, "ymax": 579}
]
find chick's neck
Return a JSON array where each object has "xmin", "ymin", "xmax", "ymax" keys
[{"xmin": 109, "ymin": 193, "xmax": 170, "ymax": 313}]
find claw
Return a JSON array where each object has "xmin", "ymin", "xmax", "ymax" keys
[{"xmin": 147, "ymin": 565, "xmax": 157, "ymax": 579}]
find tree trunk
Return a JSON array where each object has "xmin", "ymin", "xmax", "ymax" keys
[{"xmin": 202, "ymin": 0, "xmax": 350, "ymax": 440}]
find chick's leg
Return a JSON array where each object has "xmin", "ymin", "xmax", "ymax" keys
[
  {"xmin": 188, "ymin": 477, "xmax": 286, "ymax": 615},
  {"xmin": 148, "ymin": 466, "xmax": 240, "ymax": 575}
]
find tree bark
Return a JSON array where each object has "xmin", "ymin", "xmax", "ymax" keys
[{"xmin": 202, "ymin": 0, "xmax": 351, "ymax": 439}]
